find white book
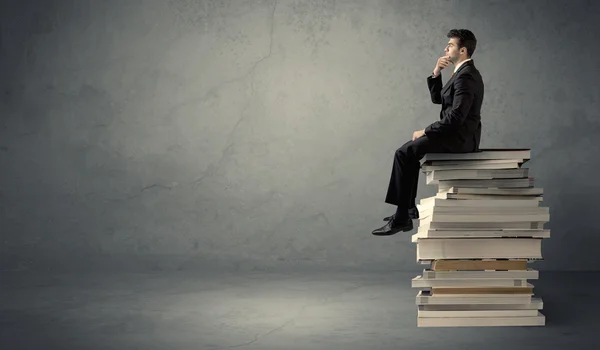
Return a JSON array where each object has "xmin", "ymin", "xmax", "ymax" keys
[
  {"xmin": 421, "ymin": 160, "xmax": 522, "ymax": 172},
  {"xmin": 421, "ymin": 269, "xmax": 539, "ymax": 280},
  {"xmin": 418, "ymin": 206, "xmax": 548, "ymax": 215},
  {"xmin": 418, "ymin": 211, "xmax": 550, "ymax": 223},
  {"xmin": 416, "ymin": 238, "xmax": 543, "ymax": 260},
  {"xmin": 419, "ymin": 297, "xmax": 543, "ymax": 311},
  {"xmin": 419, "ymin": 196, "xmax": 541, "ymax": 208},
  {"xmin": 437, "ymin": 193, "xmax": 543, "ymax": 201},
  {"xmin": 412, "ymin": 276, "xmax": 529, "ymax": 288},
  {"xmin": 417, "ymin": 259, "xmax": 540, "ymax": 266},
  {"xmin": 424, "ymin": 159, "xmax": 526, "ymax": 166},
  {"xmin": 420, "ymin": 149, "xmax": 531, "ymax": 164},
  {"xmin": 416, "ymin": 290, "xmax": 532, "ymax": 305},
  {"xmin": 412, "ymin": 229, "xmax": 551, "ymax": 241},
  {"xmin": 417, "ymin": 307, "xmax": 539, "ymax": 318},
  {"xmin": 438, "ymin": 178, "xmax": 534, "ymax": 190},
  {"xmin": 426, "ymin": 168, "xmax": 529, "ymax": 184},
  {"xmin": 417, "ymin": 312, "xmax": 545, "ymax": 327},
  {"xmin": 442, "ymin": 187, "xmax": 543, "ymax": 196},
  {"xmin": 419, "ymin": 221, "xmax": 545, "ymax": 230}
]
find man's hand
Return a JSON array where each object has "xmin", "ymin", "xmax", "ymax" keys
[
  {"xmin": 433, "ymin": 55, "xmax": 452, "ymax": 77},
  {"xmin": 412, "ymin": 129, "xmax": 425, "ymax": 141}
]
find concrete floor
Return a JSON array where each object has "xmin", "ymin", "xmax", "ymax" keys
[{"xmin": 1, "ymin": 269, "xmax": 598, "ymax": 350}]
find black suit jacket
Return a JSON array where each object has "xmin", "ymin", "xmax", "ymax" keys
[{"xmin": 424, "ymin": 59, "xmax": 484, "ymax": 151}]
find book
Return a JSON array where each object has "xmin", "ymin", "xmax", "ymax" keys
[
  {"xmin": 413, "ymin": 229, "xmax": 551, "ymax": 240},
  {"xmin": 420, "ymin": 149, "xmax": 531, "ymax": 164},
  {"xmin": 442, "ymin": 186, "xmax": 543, "ymax": 195},
  {"xmin": 419, "ymin": 211, "xmax": 550, "ymax": 224},
  {"xmin": 417, "ymin": 313, "xmax": 545, "ymax": 327},
  {"xmin": 437, "ymin": 178, "xmax": 534, "ymax": 191},
  {"xmin": 419, "ymin": 221, "xmax": 546, "ymax": 230},
  {"xmin": 416, "ymin": 238, "xmax": 543, "ymax": 260},
  {"xmin": 415, "ymin": 290, "xmax": 532, "ymax": 304},
  {"xmin": 426, "ymin": 168, "xmax": 529, "ymax": 184},
  {"xmin": 421, "ymin": 268, "xmax": 539, "ymax": 279},
  {"xmin": 412, "ymin": 276, "xmax": 531, "ymax": 288},
  {"xmin": 421, "ymin": 160, "xmax": 523, "ymax": 172},
  {"xmin": 431, "ymin": 285, "xmax": 534, "ymax": 295},
  {"xmin": 419, "ymin": 196, "xmax": 542, "ymax": 208},
  {"xmin": 436, "ymin": 192, "xmax": 543, "ymax": 201},
  {"xmin": 430, "ymin": 259, "xmax": 529, "ymax": 271},
  {"xmin": 419, "ymin": 297, "xmax": 543, "ymax": 310}
]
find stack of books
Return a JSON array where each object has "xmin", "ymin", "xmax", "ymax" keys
[{"xmin": 411, "ymin": 149, "xmax": 550, "ymax": 327}]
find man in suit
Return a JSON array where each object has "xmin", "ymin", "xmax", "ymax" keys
[{"xmin": 372, "ymin": 29, "xmax": 484, "ymax": 236}]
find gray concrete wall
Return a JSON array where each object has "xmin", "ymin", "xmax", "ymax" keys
[{"xmin": 1, "ymin": 0, "xmax": 599, "ymax": 272}]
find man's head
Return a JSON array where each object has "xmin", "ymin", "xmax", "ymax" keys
[{"xmin": 444, "ymin": 29, "xmax": 477, "ymax": 64}]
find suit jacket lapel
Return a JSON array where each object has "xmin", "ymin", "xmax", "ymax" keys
[
  {"xmin": 441, "ymin": 59, "xmax": 474, "ymax": 95},
  {"xmin": 441, "ymin": 74, "xmax": 456, "ymax": 95}
]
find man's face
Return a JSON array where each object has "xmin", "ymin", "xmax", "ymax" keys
[{"xmin": 444, "ymin": 38, "xmax": 461, "ymax": 63}]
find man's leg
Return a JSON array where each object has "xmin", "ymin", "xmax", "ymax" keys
[
  {"xmin": 373, "ymin": 135, "xmax": 452, "ymax": 236},
  {"xmin": 383, "ymin": 139, "xmax": 412, "ymax": 208},
  {"xmin": 382, "ymin": 151, "xmax": 420, "ymax": 221},
  {"xmin": 386, "ymin": 136, "xmax": 449, "ymax": 214},
  {"xmin": 383, "ymin": 141, "xmax": 419, "ymax": 220},
  {"xmin": 408, "ymin": 165, "xmax": 420, "ymax": 219},
  {"xmin": 404, "ymin": 136, "xmax": 454, "ymax": 217}
]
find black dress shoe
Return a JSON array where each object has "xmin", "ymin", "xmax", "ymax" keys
[
  {"xmin": 383, "ymin": 207, "xmax": 419, "ymax": 221},
  {"xmin": 372, "ymin": 217, "xmax": 414, "ymax": 236}
]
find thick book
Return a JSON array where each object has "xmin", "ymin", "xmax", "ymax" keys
[
  {"xmin": 426, "ymin": 168, "xmax": 529, "ymax": 184},
  {"xmin": 415, "ymin": 290, "xmax": 532, "ymax": 304},
  {"xmin": 438, "ymin": 178, "xmax": 534, "ymax": 190},
  {"xmin": 431, "ymin": 284, "xmax": 534, "ymax": 294},
  {"xmin": 418, "ymin": 297, "xmax": 543, "ymax": 311},
  {"xmin": 417, "ymin": 313, "xmax": 545, "ymax": 327},
  {"xmin": 418, "ymin": 210, "xmax": 550, "ymax": 223},
  {"xmin": 421, "ymin": 268, "xmax": 539, "ymax": 279},
  {"xmin": 441, "ymin": 186, "xmax": 543, "ymax": 195},
  {"xmin": 419, "ymin": 221, "xmax": 546, "ymax": 230},
  {"xmin": 419, "ymin": 196, "xmax": 542, "ymax": 208},
  {"xmin": 412, "ymin": 229, "xmax": 551, "ymax": 240},
  {"xmin": 418, "ymin": 308, "xmax": 540, "ymax": 318},
  {"xmin": 418, "ymin": 206, "xmax": 549, "ymax": 215},
  {"xmin": 412, "ymin": 276, "xmax": 529, "ymax": 288},
  {"xmin": 430, "ymin": 259, "xmax": 529, "ymax": 271},
  {"xmin": 420, "ymin": 149, "xmax": 531, "ymax": 164},
  {"xmin": 421, "ymin": 159, "xmax": 523, "ymax": 172},
  {"xmin": 416, "ymin": 238, "xmax": 543, "ymax": 261},
  {"xmin": 436, "ymin": 193, "xmax": 543, "ymax": 201}
]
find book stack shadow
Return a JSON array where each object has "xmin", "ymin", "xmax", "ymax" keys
[{"xmin": 412, "ymin": 149, "xmax": 549, "ymax": 327}]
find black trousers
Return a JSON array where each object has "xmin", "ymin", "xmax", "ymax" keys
[{"xmin": 385, "ymin": 135, "xmax": 474, "ymax": 218}]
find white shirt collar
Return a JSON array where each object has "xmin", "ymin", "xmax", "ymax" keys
[{"xmin": 454, "ymin": 58, "xmax": 472, "ymax": 73}]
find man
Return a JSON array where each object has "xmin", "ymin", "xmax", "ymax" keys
[{"xmin": 372, "ymin": 29, "xmax": 484, "ymax": 236}]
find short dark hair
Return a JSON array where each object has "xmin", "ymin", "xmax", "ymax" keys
[{"xmin": 447, "ymin": 29, "xmax": 477, "ymax": 57}]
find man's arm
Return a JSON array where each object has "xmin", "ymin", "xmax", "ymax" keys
[
  {"xmin": 427, "ymin": 73, "xmax": 443, "ymax": 104},
  {"xmin": 424, "ymin": 72, "xmax": 476, "ymax": 136}
]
